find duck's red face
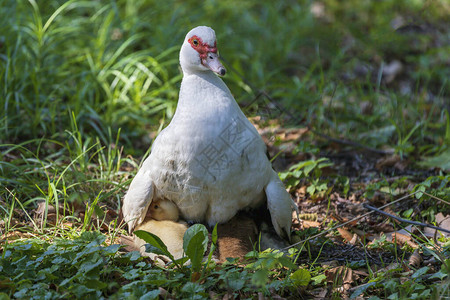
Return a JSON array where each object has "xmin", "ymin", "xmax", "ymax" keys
[{"xmin": 188, "ymin": 35, "xmax": 226, "ymax": 76}]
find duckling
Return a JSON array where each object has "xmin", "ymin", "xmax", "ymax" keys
[
  {"xmin": 134, "ymin": 199, "xmax": 187, "ymax": 261},
  {"xmin": 148, "ymin": 198, "xmax": 180, "ymax": 221}
]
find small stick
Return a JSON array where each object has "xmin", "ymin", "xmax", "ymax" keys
[
  {"xmin": 283, "ymin": 191, "xmax": 420, "ymax": 250},
  {"xmin": 423, "ymin": 191, "xmax": 450, "ymax": 206},
  {"xmin": 363, "ymin": 203, "xmax": 450, "ymax": 234}
]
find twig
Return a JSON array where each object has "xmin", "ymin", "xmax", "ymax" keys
[
  {"xmin": 423, "ymin": 191, "xmax": 450, "ymax": 206},
  {"xmin": 283, "ymin": 191, "xmax": 420, "ymax": 250},
  {"xmin": 308, "ymin": 129, "xmax": 394, "ymax": 155},
  {"xmin": 363, "ymin": 203, "xmax": 450, "ymax": 234}
]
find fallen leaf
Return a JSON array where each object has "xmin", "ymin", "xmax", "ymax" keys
[
  {"xmin": 436, "ymin": 213, "xmax": 450, "ymax": 237},
  {"xmin": 390, "ymin": 232, "xmax": 418, "ymax": 248},
  {"xmin": 159, "ymin": 287, "xmax": 176, "ymax": 300},
  {"xmin": 349, "ymin": 233, "xmax": 359, "ymax": 245},
  {"xmin": 409, "ymin": 249, "xmax": 422, "ymax": 268},
  {"xmin": 372, "ymin": 222, "xmax": 394, "ymax": 233},
  {"xmin": 376, "ymin": 262, "xmax": 409, "ymax": 275},
  {"xmin": 376, "ymin": 155, "xmax": 401, "ymax": 170},
  {"xmin": 337, "ymin": 228, "xmax": 354, "ymax": 243},
  {"xmin": 120, "ymin": 235, "xmax": 138, "ymax": 252},
  {"xmin": 325, "ymin": 266, "xmax": 354, "ymax": 295},
  {"xmin": 309, "ymin": 287, "xmax": 328, "ymax": 299},
  {"xmin": 302, "ymin": 220, "xmax": 320, "ymax": 228}
]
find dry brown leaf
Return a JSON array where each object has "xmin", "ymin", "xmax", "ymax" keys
[
  {"xmin": 321, "ymin": 260, "xmax": 340, "ymax": 268},
  {"xmin": 159, "ymin": 287, "xmax": 176, "ymax": 300},
  {"xmin": 351, "ymin": 228, "xmax": 368, "ymax": 240},
  {"xmin": 390, "ymin": 232, "xmax": 418, "ymax": 248},
  {"xmin": 368, "ymin": 191, "xmax": 390, "ymax": 205},
  {"xmin": 209, "ymin": 291, "xmax": 220, "ymax": 300},
  {"xmin": 325, "ymin": 266, "xmax": 354, "ymax": 293},
  {"xmin": 3, "ymin": 231, "xmax": 35, "ymax": 241},
  {"xmin": 409, "ymin": 249, "xmax": 422, "ymax": 268},
  {"xmin": 348, "ymin": 203, "xmax": 366, "ymax": 215},
  {"xmin": 383, "ymin": 207, "xmax": 401, "ymax": 224},
  {"xmin": 331, "ymin": 214, "xmax": 345, "ymax": 223},
  {"xmin": 372, "ymin": 222, "xmax": 394, "ymax": 233},
  {"xmin": 436, "ymin": 213, "xmax": 450, "ymax": 237},
  {"xmin": 353, "ymin": 269, "xmax": 370, "ymax": 277},
  {"xmin": 310, "ymin": 287, "xmax": 328, "ymax": 299},
  {"xmin": 302, "ymin": 220, "xmax": 320, "ymax": 228},
  {"xmin": 283, "ymin": 128, "xmax": 309, "ymax": 141},
  {"xmin": 331, "ymin": 213, "xmax": 358, "ymax": 226},
  {"xmin": 120, "ymin": 235, "xmax": 138, "ymax": 252},
  {"xmin": 296, "ymin": 186, "xmax": 307, "ymax": 198},
  {"xmin": 337, "ymin": 228, "xmax": 354, "ymax": 243},
  {"xmin": 191, "ymin": 271, "xmax": 201, "ymax": 282},
  {"xmin": 349, "ymin": 233, "xmax": 360, "ymax": 245},
  {"xmin": 376, "ymin": 155, "xmax": 401, "ymax": 169},
  {"xmin": 292, "ymin": 211, "xmax": 300, "ymax": 225},
  {"xmin": 385, "ymin": 225, "xmax": 413, "ymax": 238},
  {"xmin": 376, "ymin": 262, "xmax": 409, "ymax": 275}
]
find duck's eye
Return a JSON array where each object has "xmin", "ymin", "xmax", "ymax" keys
[
  {"xmin": 193, "ymin": 39, "xmax": 199, "ymax": 46},
  {"xmin": 154, "ymin": 205, "xmax": 159, "ymax": 209}
]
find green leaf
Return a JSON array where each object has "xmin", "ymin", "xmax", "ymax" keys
[
  {"xmin": 411, "ymin": 267, "xmax": 429, "ymax": 280},
  {"xmin": 140, "ymin": 289, "xmax": 160, "ymax": 300},
  {"xmin": 181, "ymin": 282, "xmax": 204, "ymax": 294},
  {"xmin": 103, "ymin": 244, "xmax": 121, "ymax": 255},
  {"xmin": 252, "ymin": 269, "xmax": 269, "ymax": 287},
  {"xmin": 0, "ymin": 292, "xmax": 11, "ymax": 300},
  {"xmin": 205, "ymin": 224, "xmax": 218, "ymax": 268},
  {"xmin": 414, "ymin": 185, "xmax": 426, "ymax": 199},
  {"xmin": 183, "ymin": 224, "xmax": 208, "ymax": 272},
  {"xmin": 303, "ymin": 162, "xmax": 317, "ymax": 176},
  {"xmin": 306, "ymin": 185, "xmax": 316, "ymax": 195},
  {"xmin": 402, "ymin": 208, "xmax": 413, "ymax": 218},
  {"xmin": 84, "ymin": 279, "xmax": 107, "ymax": 290},
  {"xmin": 418, "ymin": 149, "xmax": 450, "ymax": 171},
  {"xmin": 123, "ymin": 268, "xmax": 143, "ymax": 280},
  {"xmin": 134, "ymin": 230, "xmax": 175, "ymax": 261},
  {"xmin": 211, "ymin": 224, "xmax": 218, "ymax": 245},
  {"xmin": 387, "ymin": 292, "xmax": 399, "ymax": 299},
  {"xmin": 350, "ymin": 281, "xmax": 377, "ymax": 299},
  {"xmin": 277, "ymin": 256, "xmax": 297, "ymax": 270},
  {"xmin": 78, "ymin": 253, "xmax": 103, "ymax": 274},
  {"xmin": 93, "ymin": 204, "xmax": 105, "ymax": 218},
  {"xmin": 311, "ymin": 274, "xmax": 326, "ymax": 285},
  {"xmin": 290, "ymin": 268, "xmax": 311, "ymax": 287}
]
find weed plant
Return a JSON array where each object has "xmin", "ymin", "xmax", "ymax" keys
[{"xmin": 0, "ymin": 0, "xmax": 448, "ymax": 298}]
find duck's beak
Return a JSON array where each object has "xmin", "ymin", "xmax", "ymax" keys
[{"xmin": 202, "ymin": 52, "xmax": 226, "ymax": 76}]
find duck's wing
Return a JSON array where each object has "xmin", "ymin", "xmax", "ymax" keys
[
  {"xmin": 122, "ymin": 166, "xmax": 154, "ymax": 234},
  {"xmin": 264, "ymin": 170, "xmax": 298, "ymax": 242}
]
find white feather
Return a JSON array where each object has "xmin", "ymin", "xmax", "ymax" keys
[{"xmin": 122, "ymin": 26, "xmax": 296, "ymax": 239}]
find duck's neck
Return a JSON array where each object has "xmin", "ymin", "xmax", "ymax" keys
[
  {"xmin": 180, "ymin": 70, "xmax": 231, "ymax": 102},
  {"xmin": 172, "ymin": 70, "xmax": 237, "ymax": 123}
]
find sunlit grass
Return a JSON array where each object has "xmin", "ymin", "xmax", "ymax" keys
[{"xmin": 0, "ymin": 0, "xmax": 448, "ymax": 297}]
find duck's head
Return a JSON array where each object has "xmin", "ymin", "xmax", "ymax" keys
[{"xmin": 180, "ymin": 26, "xmax": 226, "ymax": 76}]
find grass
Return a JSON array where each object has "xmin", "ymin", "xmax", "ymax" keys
[{"xmin": 0, "ymin": 0, "xmax": 449, "ymax": 298}]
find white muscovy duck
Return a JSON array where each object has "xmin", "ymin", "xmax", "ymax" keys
[{"xmin": 123, "ymin": 26, "xmax": 297, "ymax": 240}]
